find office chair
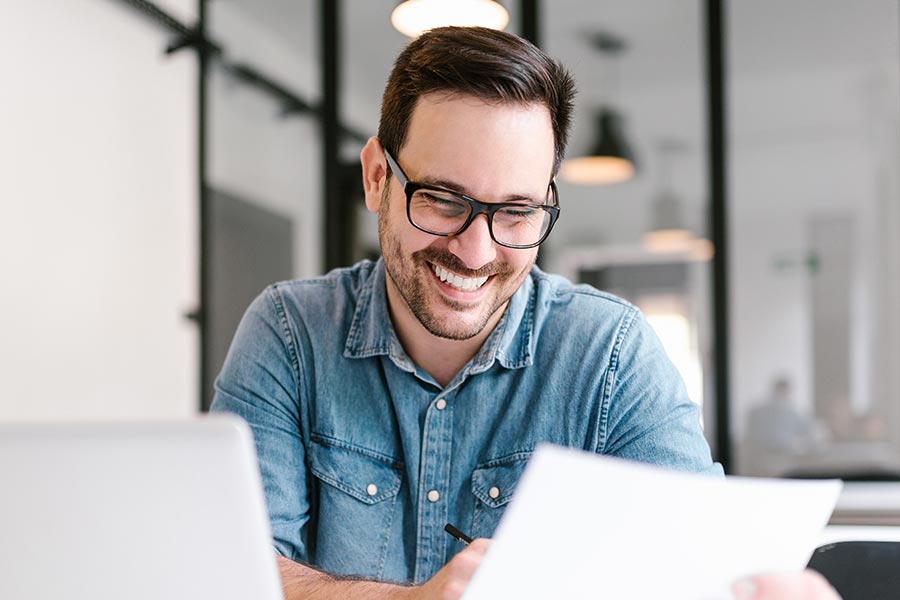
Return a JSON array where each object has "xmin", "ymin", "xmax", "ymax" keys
[{"xmin": 807, "ymin": 541, "xmax": 900, "ymax": 600}]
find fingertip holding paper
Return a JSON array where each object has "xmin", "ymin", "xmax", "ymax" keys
[{"xmin": 462, "ymin": 444, "xmax": 842, "ymax": 600}]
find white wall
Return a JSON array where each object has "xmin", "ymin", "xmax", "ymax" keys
[{"xmin": 0, "ymin": 0, "xmax": 198, "ymax": 420}]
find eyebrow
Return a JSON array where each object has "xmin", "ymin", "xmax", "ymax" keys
[{"xmin": 418, "ymin": 176, "xmax": 543, "ymax": 204}]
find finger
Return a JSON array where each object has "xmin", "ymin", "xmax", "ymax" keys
[
  {"xmin": 449, "ymin": 548, "xmax": 483, "ymax": 577},
  {"xmin": 444, "ymin": 539, "xmax": 490, "ymax": 583},
  {"xmin": 733, "ymin": 570, "xmax": 840, "ymax": 600},
  {"xmin": 465, "ymin": 538, "xmax": 491, "ymax": 555}
]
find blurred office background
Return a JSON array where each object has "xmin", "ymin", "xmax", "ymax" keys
[{"xmin": 2, "ymin": 0, "xmax": 899, "ymax": 481}]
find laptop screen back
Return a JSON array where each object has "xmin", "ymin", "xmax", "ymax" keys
[{"xmin": 0, "ymin": 416, "xmax": 283, "ymax": 600}]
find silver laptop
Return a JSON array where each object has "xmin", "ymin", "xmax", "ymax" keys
[{"xmin": 0, "ymin": 415, "xmax": 284, "ymax": 600}]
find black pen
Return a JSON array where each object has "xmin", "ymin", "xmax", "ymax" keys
[{"xmin": 444, "ymin": 523, "xmax": 473, "ymax": 546}]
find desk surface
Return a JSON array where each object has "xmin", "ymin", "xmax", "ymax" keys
[{"xmin": 821, "ymin": 525, "xmax": 900, "ymax": 545}]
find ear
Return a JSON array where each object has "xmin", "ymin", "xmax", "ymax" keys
[{"xmin": 360, "ymin": 136, "xmax": 388, "ymax": 213}]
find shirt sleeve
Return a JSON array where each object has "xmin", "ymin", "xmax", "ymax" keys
[
  {"xmin": 600, "ymin": 307, "xmax": 724, "ymax": 476},
  {"xmin": 210, "ymin": 286, "xmax": 313, "ymax": 561}
]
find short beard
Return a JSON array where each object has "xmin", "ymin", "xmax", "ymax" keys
[{"xmin": 378, "ymin": 190, "xmax": 527, "ymax": 341}]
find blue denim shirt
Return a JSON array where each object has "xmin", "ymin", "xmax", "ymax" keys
[{"xmin": 211, "ymin": 259, "xmax": 721, "ymax": 584}]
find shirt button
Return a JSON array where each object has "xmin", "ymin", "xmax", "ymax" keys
[
  {"xmin": 489, "ymin": 486, "xmax": 500, "ymax": 499},
  {"xmin": 435, "ymin": 399, "xmax": 447, "ymax": 410},
  {"xmin": 366, "ymin": 483, "xmax": 378, "ymax": 496},
  {"xmin": 427, "ymin": 489, "xmax": 440, "ymax": 502}
]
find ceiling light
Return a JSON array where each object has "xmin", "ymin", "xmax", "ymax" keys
[
  {"xmin": 641, "ymin": 188, "xmax": 701, "ymax": 254},
  {"xmin": 560, "ymin": 108, "xmax": 636, "ymax": 185},
  {"xmin": 391, "ymin": 0, "xmax": 509, "ymax": 38},
  {"xmin": 640, "ymin": 139, "xmax": 712, "ymax": 257},
  {"xmin": 642, "ymin": 229, "xmax": 695, "ymax": 253}
]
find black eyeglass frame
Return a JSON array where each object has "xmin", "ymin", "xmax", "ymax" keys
[{"xmin": 383, "ymin": 148, "xmax": 560, "ymax": 249}]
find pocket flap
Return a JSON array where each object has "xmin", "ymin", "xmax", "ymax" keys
[
  {"xmin": 471, "ymin": 453, "xmax": 531, "ymax": 508},
  {"xmin": 309, "ymin": 440, "xmax": 402, "ymax": 505}
]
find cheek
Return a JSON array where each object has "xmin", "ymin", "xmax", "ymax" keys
[
  {"xmin": 502, "ymin": 249, "xmax": 538, "ymax": 276},
  {"xmin": 381, "ymin": 205, "xmax": 439, "ymax": 256}
]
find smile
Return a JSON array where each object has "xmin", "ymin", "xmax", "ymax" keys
[{"xmin": 431, "ymin": 264, "xmax": 489, "ymax": 292}]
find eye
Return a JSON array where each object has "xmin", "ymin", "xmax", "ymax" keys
[
  {"xmin": 506, "ymin": 207, "xmax": 537, "ymax": 218},
  {"xmin": 423, "ymin": 192, "xmax": 463, "ymax": 207},
  {"xmin": 497, "ymin": 205, "xmax": 541, "ymax": 220},
  {"xmin": 411, "ymin": 190, "xmax": 470, "ymax": 218}
]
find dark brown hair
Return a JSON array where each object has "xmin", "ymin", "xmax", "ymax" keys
[{"xmin": 378, "ymin": 26, "xmax": 576, "ymax": 176}]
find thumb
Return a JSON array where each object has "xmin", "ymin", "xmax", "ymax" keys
[{"xmin": 733, "ymin": 570, "xmax": 840, "ymax": 600}]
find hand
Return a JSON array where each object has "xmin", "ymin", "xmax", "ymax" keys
[
  {"xmin": 408, "ymin": 538, "xmax": 491, "ymax": 600},
  {"xmin": 733, "ymin": 569, "xmax": 840, "ymax": 600},
  {"xmin": 277, "ymin": 539, "xmax": 490, "ymax": 600}
]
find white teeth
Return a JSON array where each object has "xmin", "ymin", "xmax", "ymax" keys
[{"xmin": 431, "ymin": 264, "xmax": 489, "ymax": 291}]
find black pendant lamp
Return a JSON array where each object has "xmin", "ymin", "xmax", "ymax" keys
[
  {"xmin": 561, "ymin": 108, "xmax": 636, "ymax": 185},
  {"xmin": 561, "ymin": 31, "xmax": 637, "ymax": 185}
]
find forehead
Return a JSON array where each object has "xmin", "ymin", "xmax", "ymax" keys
[{"xmin": 401, "ymin": 93, "xmax": 555, "ymax": 194}]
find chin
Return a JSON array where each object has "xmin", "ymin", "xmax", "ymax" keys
[{"xmin": 418, "ymin": 301, "xmax": 498, "ymax": 341}]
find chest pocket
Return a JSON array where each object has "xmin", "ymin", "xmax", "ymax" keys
[
  {"xmin": 470, "ymin": 452, "xmax": 531, "ymax": 539},
  {"xmin": 308, "ymin": 438, "xmax": 402, "ymax": 579}
]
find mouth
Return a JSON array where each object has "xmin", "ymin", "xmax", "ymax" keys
[{"xmin": 430, "ymin": 263, "xmax": 490, "ymax": 292}]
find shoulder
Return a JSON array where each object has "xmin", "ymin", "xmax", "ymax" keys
[
  {"xmin": 263, "ymin": 260, "xmax": 376, "ymax": 310},
  {"xmin": 523, "ymin": 267, "xmax": 649, "ymax": 367},
  {"xmin": 530, "ymin": 267, "xmax": 639, "ymax": 327},
  {"xmin": 267, "ymin": 260, "xmax": 376, "ymax": 298},
  {"xmin": 241, "ymin": 261, "xmax": 379, "ymax": 342}
]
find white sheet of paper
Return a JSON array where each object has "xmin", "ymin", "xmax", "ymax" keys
[{"xmin": 462, "ymin": 444, "xmax": 842, "ymax": 600}]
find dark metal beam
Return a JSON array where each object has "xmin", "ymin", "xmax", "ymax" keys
[
  {"xmin": 198, "ymin": 0, "xmax": 212, "ymax": 411},
  {"xmin": 227, "ymin": 63, "xmax": 315, "ymax": 116},
  {"xmin": 520, "ymin": 0, "xmax": 540, "ymax": 47},
  {"xmin": 112, "ymin": 0, "xmax": 367, "ymax": 143},
  {"xmin": 115, "ymin": 0, "xmax": 194, "ymax": 38},
  {"xmin": 519, "ymin": 0, "xmax": 543, "ymax": 269},
  {"xmin": 321, "ymin": 0, "xmax": 350, "ymax": 272},
  {"xmin": 705, "ymin": 0, "xmax": 732, "ymax": 472}
]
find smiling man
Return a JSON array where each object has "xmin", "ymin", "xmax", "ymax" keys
[
  {"xmin": 211, "ymin": 26, "xmax": 837, "ymax": 600},
  {"xmin": 371, "ymin": 93, "xmax": 556, "ymax": 386}
]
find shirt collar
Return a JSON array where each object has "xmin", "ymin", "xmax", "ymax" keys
[{"xmin": 343, "ymin": 258, "xmax": 536, "ymax": 372}]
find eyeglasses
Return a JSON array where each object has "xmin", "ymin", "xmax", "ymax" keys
[{"xmin": 384, "ymin": 148, "xmax": 560, "ymax": 249}]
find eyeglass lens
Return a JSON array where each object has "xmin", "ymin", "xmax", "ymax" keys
[{"xmin": 409, "ymin": 188, "xmax": 555, "ymax": 247}]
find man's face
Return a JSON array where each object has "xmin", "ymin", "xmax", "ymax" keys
[{"xmin": 372, "ymin": 93, "xmax": 555, "ymax": 341}]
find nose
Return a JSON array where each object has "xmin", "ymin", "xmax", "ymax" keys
[{"xmin": 447, "ymin": 214, "xmax": 497, "ymax": 270}]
